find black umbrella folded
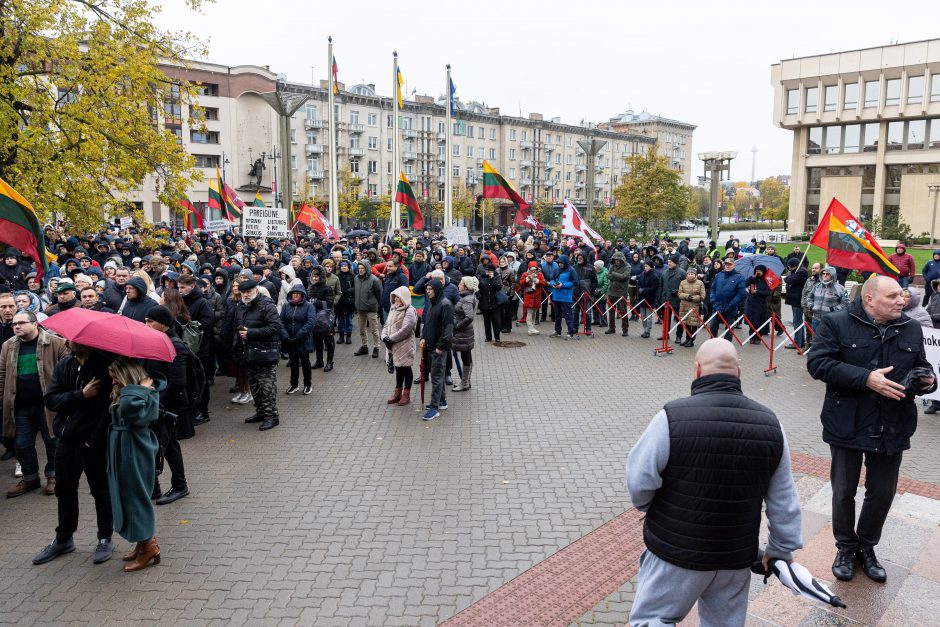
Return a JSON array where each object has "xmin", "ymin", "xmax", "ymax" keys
[{"xmin": 752, "ymin": 550, "xmax": 846, "ymax": 608}]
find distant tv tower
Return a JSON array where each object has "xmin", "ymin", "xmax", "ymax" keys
[{"xmin": 751, "ymin": 145, "xmax": 758, "ymax": 183}]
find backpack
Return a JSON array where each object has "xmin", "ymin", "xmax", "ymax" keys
[
  {"xmin": 313, "ymin": 309, "xmax": 335, "ymax": 337},
  {"xmin": 182, "ymin": 345, "xmax": 206, "ymax": 406},
  {"xmin": 180, "ymin": 320, "xmax": 203, "ymax": 354}
]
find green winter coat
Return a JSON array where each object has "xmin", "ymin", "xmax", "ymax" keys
[
  {"xmin": 595, "ymin": 267, "xmax": 609, "ymax": 297},
  {"xmin": 108, "ymin": 376, "xmax": 163, "ymax": 543}
]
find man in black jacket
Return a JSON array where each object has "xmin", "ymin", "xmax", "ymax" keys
[
  {"xmin": 420, "ymin": 280, "xmax": 453, "ymax": 422},
  {"xmin": 808, "ymin": 276, "xmax": 937, "ymax": 584},
  {"xmin": 179, "ymin": 274, "xmax": 214, "ymax": 425},
  {"xmin": 33, "ymin": 342, "xmax": 115, "ymax": 566},
  {"xmin": 235, "ymin": 280, "xmax": 282, "ymax": 431}
]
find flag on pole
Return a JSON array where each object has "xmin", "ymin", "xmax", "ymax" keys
[
  {"xmin": 208, "ymin": 168, "xmax": 224, "ymax": 216},
  {"xmin": 395, "ymin": 172, "xmax": 423, "ymax": 230},
  {"xmin": 482, "ymin": 161, "xmax": 529, "ymax": 210},
  {"xmin": 561, "ymin": 199, "xmax": 597, "ymax": 251},
  {"xmin": 297, "ymin": 203, "xmax": 341, "ymax": 239},
  {"xmin": 0, "ymin": 177, "xmax": 53, "ymax": 281},
  {"xmin": 252, "ymin": 192, "xmax": 265, "ymax": 207},
  {"xmin": 332, "ymin": 56, "xmax": 340, "ymax": 94},
  {"xmin": 178, "ymin": 194, "xmax": 203, "ymax": 231},
  {"xmin": 764, "ymin": 267, "xmax": 782, "ymax": 291},
  {"xmin": 222, "ymin": 182, "xmax": 245, "ymax": 221},
  {"xmin": 809, "ymin": 198, "xmax": 899, "ymax": 277},
  {"xmin": 396, "ymin": 66, "xmax": 404, "ymax": 108},
  {"xmin": 449, "ymin": 77, "xmax": 457, "ymax": 115}
]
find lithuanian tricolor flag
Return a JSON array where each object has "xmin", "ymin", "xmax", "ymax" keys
[
  {"xmin": 208, "ymin": 169, "xmax": 224, "ymax": 217},
  {"xmin": 482, "ymin": 161, "xmax": 529, "ymax": 211},
  {"xmin": 809, "ymin": 198, "xmax": 899, "ymax": 277},
  {"xmin": 0, "ymin": 177, "xmax": 52, "ymax": 281},
  {"xmin": 395, "ymin": 172, "xmax": 423, "ymax": 230}
]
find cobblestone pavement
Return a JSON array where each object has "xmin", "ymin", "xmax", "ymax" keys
[{"xmin": 0, "ymin": 317, "xmax": 937, "ymax": 625}]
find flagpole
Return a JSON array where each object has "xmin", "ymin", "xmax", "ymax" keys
[
  {"xmin": 444, "ymin": 64, "xmax": 453, "ymax": 230},
  {"xmin": 388, "ymin": 52, "xmax": 399, "ymax": 236},
  {"xmin": 327, "ymin": 36, "xmax": 339, "ymax": 229}
]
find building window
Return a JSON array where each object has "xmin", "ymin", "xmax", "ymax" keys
[
  {"xmin": 863, "ymin": 123, "xmax": 879, "ymax": 152},
  {"xmin": 467, "ymin": 125, "xmax": 474, "ymax": 137},
  {"xmin": 510, "ymin": 129, "xmax": 517, "ymax": 140},
  {"xmin": 929, "ymin": 120, "xmax": 940, "ymax": 149},
  {"xmin": 467, "ymin": 145, "xmax": 474, "ymax": 157},
  {"xmin": 823, "ymin": 85, "xmax": 837, "ymax": 112},
  {"xmin": 193, "ymin": 82, "xmax": 218, "ymax": 96},
  {"xmin": 190, "ymin": 130, "xmax": 219, "ymax": 144},
  {"xmin": 439, "ymin": 121, "xmax": 446, "ymax": 133},
  {"xmin": 368, "ymin": 160, "xmax": 378, "ymax": 174},
  {"xmin": 843, "ymin": 124, "xmax": 860, "ymax": 153},
  {"xmin": 556, "ymin": 154, "xmax": 561, "ymax": 164},
  {"xmin": 350, "ymin": 111, "xmax": 359, "ymax": 124},
  {"xmin": 805, "ymin": 87, "xmax": 818, "ymax": 113},
  {"xmin": 521, "ymin": 130, "xmax": 528, "ymax": 141},
  {"xmin": 886, "ymin": 121, "xmax": 903, "ymax": 150},
  {"xmin": 489, "ymin": 128, "xmax": 496, "ymax": 140},
  {"xmin": 452, "ymin": 144, "xmax": 460, "ymax": 156},
  {"xmin": 786, "ymin": 89, "xmax": 798, "ymax": 113},
  {"xmin": 509, "ymin": 148, "xmax": 516, "ymax": 160},
  {"xmin": 387, "ymin": 162, "xmax": 392, "ymax": 175},
  {"xmin": 452, "ymin": 165, "xmax": 460, "ymax": 177},
  {"xmin": 291, "ymin": 155, "xmax": 297, "ymax": 170},
  {"xmin": 478, "ymin": 127, "xmax": 484, "ymax": 139},
  {"xmin": 306, "ymin": 105, "xmax": 317, "ymax": 120},
  {"xmin": 864, "ymin": 80, "xmax": 879, "ymax": 107},
  {"xmin": 193, "ymin": 154, "xmax": 219, "ymax": 168},
  {"xmin": 807, "ymin": 127, "xmax": 822, "ymax": 154},
  {"xmin": 387, "ymin": 137, "xmax": 392, "ymax": 151},
  {"xmin": 368, "ymin": 136, "xmax": 377, "ymax": 149},
  {"xmin": 885, "ymin": 78, "xmax": 901, "ymax": 106},
  {"xmin": 824, "ymin": 126, "xmax": 841, "ymax": 154},
  {"xmin": 387, "ymin": 114, "xmax": 393, "ymax": 128},
  {"xmin": 932, "ymin": 75, "xmax": 940, "ymax": 102},
  {"xmin": 350, "ymin": 135, "xmax": 360, "ymax": 149},
  {"xmin": 488, "ymin": 148, "xmax": 496, "ymax": 159},
  {"xmin": 307, "ymin": 158, "xmax": 317, "ymax": 171},
  {"xmin": 367, "ymin": 112, "xmax": 377, "ymax": 126},
  {"xmin": 908, "ymin": 75, "xmax": 924, "ymax": 105},
  {"xmin": 290, "ymin": 128, "xmax": 296, "ymax": 143},
  {"xmin": 907, "ymin": 119, "xmax": 926, "ymax": 149},
  {"xmin": 368, "ymin": 184, "xmax": 378, "ymax": 197},
  {"xmin": 350, "ymin": 160, "xmax": 360, "ymax": 174},
  {"xmin": 403, "ymin": 117, "xmax": 413, "ymax": 130},
  {"xmin": 509, "ymin": 168, "xmax": 516, "ymax": 179},
  {"xmin": 307, "ymin": 131, "xmax": 317, "ymax": 144}
]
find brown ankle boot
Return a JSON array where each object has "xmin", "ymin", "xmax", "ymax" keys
[
  {"xmin": 387, "ymin": 387, "xmax": 402, "ymax": 404},
  {"xmin": 124, "ymin": 537, "xmax": 160, "ymax": 572},
  {"xmin": 397, "ymin": 388, "xmax": 411, "ymax": 406},
  {"xmin": 122, "ymin": 542, "xmax": 142, "ymax": 562}
]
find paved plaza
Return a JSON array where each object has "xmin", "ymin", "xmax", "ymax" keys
[{"xmin": 0, "ymin": 318, "xmax": 938, "ymax": 626}]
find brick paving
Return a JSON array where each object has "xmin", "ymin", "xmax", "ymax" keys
[{"xmin": 0, "ymin": 317, "xmax": 937, "ymax": 625}]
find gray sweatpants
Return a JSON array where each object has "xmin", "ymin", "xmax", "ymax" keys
[{"xmin": 629, "ymin": 550, "xmax": 750, "ymax": 627}]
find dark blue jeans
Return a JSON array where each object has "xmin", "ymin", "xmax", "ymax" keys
[
  {"xmin": 553, "ymin": 301, "xmax": 574, "ymax": 335},
  {"xmin": 14, "ymin": 404, "xmax": 56, "ymax": 481},
  {"xmin": 337, "ymin": 312, "xmax": 353, "ymax": 334}
]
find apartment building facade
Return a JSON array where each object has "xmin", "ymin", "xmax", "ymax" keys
[
  {"xmin": 771, "ymin": 38, "xmax": 940, "ymax": 237},
  {"xmin": 605, "ymin": 110, "xmax": 696, "ymax": 184}
]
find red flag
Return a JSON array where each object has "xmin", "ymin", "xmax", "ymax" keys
[
  {"xmin": 296, "ymin": 204, "xmax": 325, "ymax": 233},
  {"xmin": 809, "ymin": 198, "xmax": 899, "ymax": 277},
  {"xmin": 514, "ymin": 206, "xmax": 544, "ymax": 230},
  {"xmin": 764, "ymin": 267, "xmax": 781, "ymax": 291}
]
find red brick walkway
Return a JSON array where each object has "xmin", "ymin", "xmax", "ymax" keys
[{"xmin": 443, "ymin": 450, "xmax": 940, "ymax": 627}]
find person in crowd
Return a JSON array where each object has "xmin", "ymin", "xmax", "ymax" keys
[
  {"xmin": 627, "ymin": 339, "xmax": 801, "ymax": 626},
  {"xmin": 498, "ymin": 255, "xmax": 517, "ymax": 334},
  {"xmin": 708, "ymin": 258, "xmax": 746, "ymax": 340},
  {"xmin": 605, "ymin": 252, "xmax": 630, "ymax": 336},
  {"xmin": 142, "ymin": 306, "xmax": 193, "ymax": 506},
  {"xmin": 901, "ymin": 287, "xmax": 932, "ymax": 328},
  {"xmin": 44, "ymin": 280, "xmax": 80, "ymax": 316},
  {"xmin": 540, "ymin": 250, "xmax": 559, "ymax": 324},
  {"xmin": 571, "ymin": 252, "xmax": 597, "ymax": 336},
  {"xmin": 379, "ymin": 259, "xmax": 409, "ymax": 320},
  {"xmin": 118, "ymin": 276, "xmax": 157, "ymax": 322},
  {"xmin": 2, "ymin": 311, "xmax": 69, "ymax": 497},
  {"xmin": 178, "ymin": 275, "xmax": 214, "ymax": 426},
  {"xmin": 592, "ymin": 259, "xmax": 608, "ymax": 328},
  {"xmin": 783, "ymin": 258, "xmax": 808, "ymax": 349},
  {"xmin": 451, "ymin": 276, "xmax": 479, "ymax": 392},
  {"xmin": 676, "ymin": 269, "xmax": 705, "ymax": 347},
  {"xmin": 888, "ymin": 243, "xmax": 915, "ymax": 288},
  {"xmin": 475, "ymin": 255, "xmax": 503, "ymax": 343},
  {"xmin": 14, "ymin": 290, "xmax": 46, "ymax": 322},
  {"xmin": 800, "ymin": 262, "xmax": 822, "ymax": 348},
  {"xmin": 34, "ymin": 341, "xmax": 115, "ymax": 566},
  {"xmin": 807, "ymin": 266, "xmax": 848, "ymax": 330},
  {"xmin": 220, "ymin": 280, "xmax": 251, "ymax": 405},
  {"xmin": 807, "ymin": 276, "xmax": 936, "ymax": 584},
  {"xmin": 307, "ymin": 267, "xmax": 336, "ymax": 372},
  {"xmin": 79, "ymin": 286, "xmax": 114, "ymax": 313},
  {"xmin": 520, "ymin": 261, "xmax": 546, "ymax": 335},
  {"xmin": 743, "ymin": 265, "xmax": 772, "ymax": 345},
  {"xmin": 419, "ymin": 280, "xmax": 453, "ymax": 421},
  {"xmin": 549, "ymin": 255, "xmax": 577, "ymax": 340},
  {"xmin": 334, "ymin": 259, "xmax": 356, "ymax": 345},
  {"xmin": 234, "ymin": 279, "xmax": 282, "ymax": 431},
  {"xmin": 105, "ymin": 357, "xmax": 162, "ymax": 572},
  {"xmin": 353, "ymin": 259, "xmax": 382, "ymax": 359},
  {"xmin": 381, "ymin": 286, "xmax": 418, "ymax": 406},
  {"xmin": 922, "ymin": 249, "xmax": 940, "ymax": 305},
  {"xmin": 280, "ymin": 281, "xmax": 315, "ymax": 395},
  {"xmin": 658, "ymin": 256, "xmax": 685, "ymax": 344},
  {"xmin": 635, "ymin": 259, "xmax": 659, "ymax": 339}
]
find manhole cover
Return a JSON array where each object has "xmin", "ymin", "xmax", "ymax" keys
[{"xmin": 494, "ymin": 340, "xmax": 526, "ymax": 348}]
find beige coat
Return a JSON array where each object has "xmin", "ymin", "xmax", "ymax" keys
[
  {"xmin": 677, "ymin": 278, "xmax": 706, "ymax": 324},
  {"xmin": 1, "ymin": 329, "xmax": 69, "ymax": 438},
  {"xmin": 381, "ymin": 286, "xmax": 418, "ymax": 368}
]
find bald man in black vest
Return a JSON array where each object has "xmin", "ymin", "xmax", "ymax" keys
[{"xmin": 627, "ymin": 339, "xmax": 802, "ymax": 627}]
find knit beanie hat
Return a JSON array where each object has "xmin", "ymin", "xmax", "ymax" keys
[{"xmin": 461, "ymin": 276, "xmax": 479, "ymax": 293}]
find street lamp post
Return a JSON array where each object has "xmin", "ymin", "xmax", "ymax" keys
[
  {"xmin": 929, "ymin": 184, "xmax": 940, "ymax": 246},
  {"xmin": 698, "ymin": 151, "xmax": 737, "ymax": 242}
]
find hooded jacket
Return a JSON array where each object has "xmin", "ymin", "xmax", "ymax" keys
[
  {"xmin": 381, "ymin": 267, "xmax": 410, "ymax": 313},
  {"xmin": 809, "ymin": 266, "xmax": 848, "ymax": 318},
  {"xmin": 380, "ymin": 286, "xmax": 418, "ymax": 367},
  {"xmin": 607, "ymin": 252, "xmax": 631, "ymax": 300},
  {"xmin": 441, "ymin": 256, "xmax": 463, "ymax": 286},
  {"xmin": 902, "ymin": 286, "xmax": 932, "ymax": 328},
  {"xmin": 119, "ymin": 276, "xmax": 157, "ymax": 323},
  {"xmin": 279, "ymin": 282, "xmax": 316, "ymax": 353},
  {"xmin": 710, "ymin": 269, "xmax": 747, "ymax": 315},
  {"xmin": 353, "ymin": 259, "xmax": 382, "ymax": 313},
  {"xmin": 550, "ymin": 256, "xmax": 577, "ymax": 303},
  {"xmin": 420, "ymin": 279, "xmax": 454, "ymax": 352},
  {"xmin": 277, "ymin": 265, "xmax": 297, "ymax": 312}
]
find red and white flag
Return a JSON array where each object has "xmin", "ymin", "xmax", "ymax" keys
[
  {"xmin": 514, "ymin": 205, "xmax": 545, "ymax": 231},
  {"xmin": 561, "ymin": 199, "xmax": 602, "ymax": 251}
]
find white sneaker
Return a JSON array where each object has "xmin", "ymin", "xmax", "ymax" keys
[
  {"xmin": 242, "ymin": 393, "xmax": 253, "ymax": 404},
  {"xmin": 231, "ymin": 393, "xmax": 244, "ymax": 403},
  {"xmin": 14, "ymin": 462, "xmax": 22, "ymax": 478},
  {"xmin": 528, "ymin": 329, "xmax": 540, "ymax": 335}
]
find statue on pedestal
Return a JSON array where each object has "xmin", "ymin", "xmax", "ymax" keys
[{"xmin": 248, "ymin": 158, "xmax": 265, "ymax": 187}]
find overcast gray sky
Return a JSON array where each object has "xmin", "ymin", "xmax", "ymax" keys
[{"xmin": 157, "ymin": 0, "xmax": 940, "ymax": 184}]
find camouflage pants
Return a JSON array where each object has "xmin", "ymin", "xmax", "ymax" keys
[{"xmin": 248, "ymin": 363, "xmax": 279, "ymax": 421}]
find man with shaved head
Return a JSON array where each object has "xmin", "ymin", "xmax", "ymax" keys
[
  {"xmin": 627, "ymin": 338, "xmax": 802, "ymax": 626},
  {"xmin": 808, "ymin": 275, "xmax": 936, "ymax": 584}
]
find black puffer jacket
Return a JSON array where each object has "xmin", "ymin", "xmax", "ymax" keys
[
  {"xmin": 475, "ymin": 262, "xmax": 503, "ymax": 311},
  {"xmin": 452, "ymin": 292, "xmax": 477, "ymax": 352},
  {"xmin": 119, "ymin": 276, "xmax": 156, "ymax": 323},
  {"xmin": 807, "ymin": 299, "xmax": 938, "ymax": 455},
  {"xmin": 420, "ymin": 280, "xmax": 454, "ymax": 352},
  {"xmin": 233, "ymin": 293, "xmax": 282, "ymax": 364}
]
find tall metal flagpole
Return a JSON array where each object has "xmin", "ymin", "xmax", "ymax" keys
[
  {"xmin": 391, "ymin": 51, "xmax": 400, "ymax": 235},
  {"xmin": 327, "ymin": 36, "xmax": 339, "ymax": 227},
  {"xmin": 444, "ymin": 64, "xmax": 453, "ymax": 228}
]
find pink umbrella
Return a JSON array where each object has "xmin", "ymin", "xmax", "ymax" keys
[{"xmin": 41, "ymin": 308, "xmax": 177, "ymax": 362}]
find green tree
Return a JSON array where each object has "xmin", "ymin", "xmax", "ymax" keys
[
  {"xmin": 611, "ymin": 142, "xmax": 690, "ymax": 236},
  {"xmin": 0, "ymin": 0, "xmax": 209, "ymax": 232},
  {"xmin": 451, "ymin": 183, "xmax": 476, "ymax": 224},
  {"xmin": 532, "ymin": 198, "xmax": 557, "ymax": 228},
  {"xmin": 758, "ymin": 177, "xmax": 790, "ymax": 222}
]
